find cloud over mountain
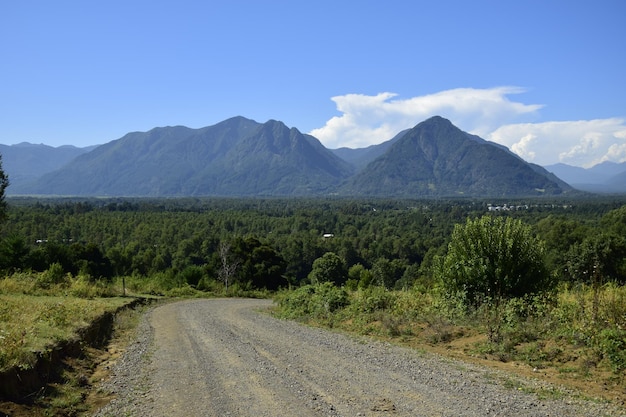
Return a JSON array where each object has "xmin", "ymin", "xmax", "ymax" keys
[
  {"xmin": 489, "ymin": 118, "xmax": 626, "ymax": 168},
  {"xmin": 310, "ymin": 87, "xmax": 626, "ymax": 168}
]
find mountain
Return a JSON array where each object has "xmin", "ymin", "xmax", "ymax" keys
[
  {"xmin": 19, "ymin": 117, "xmax": 354, "ymax": 196},
  {"xmin": 340, "ymin": 116, "xmax": 571, "ymax": 197},
  {"xmin": 330, "ymin": 129, "xmax": 409, "ymax": 171},
  {"xmin": 545, "ymin": 161, "xmax": 626, "ymax": 193},
  {"xmin": 0, "ymin": 142, "xmax": 96, "ymax": 193},
  {"xmin": 6, "ymin": 115, "xmax": 578, "ymax": 198}
]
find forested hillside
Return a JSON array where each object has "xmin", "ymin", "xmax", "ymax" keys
[
  {"xmin": 342, "ymin": 117, "xmax": 570, "ymax": 196},
  {"xmin": 7, "ymin": 116, "xmax": 573, "ymax": 197},
  {"xmin": 2, "ymin": 197, "xmax": 625, "ymax": 293}
]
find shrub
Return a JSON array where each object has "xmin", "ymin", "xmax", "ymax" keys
[
  {"xmin": 275, "ymin": 285, "xmax": 316, "ymax": 318},
  {"xmin": 275, "ymin": 283, "xmax": 348, "ymax": 319},
  {"xmin": 350, "ymin": 287, "xmax": 397, "ymax": 314},
  {"xmin": 69, "ymin": 274, "xmax": 116, "ymax": 298},
  {"xmin": 439, "ymin": 216, "xmax": 552, "ymax": 306},
  {"xmin": 36, "ymin": 262, "xmax": 70, "ymax": 289},
  {"xmin": 597, "ymin": 328, "xmax": 626, "ymax": 374}
]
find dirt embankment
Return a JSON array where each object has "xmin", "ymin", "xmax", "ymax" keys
[
  {"xmin": 0, "ymin": 297, "xmax": 149, "ymax": 416},
  {"xmin": 93, "ymin": 299, "xmax": 624, "ymax": 417}
]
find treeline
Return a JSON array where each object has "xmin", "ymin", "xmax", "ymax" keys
[{"xmin": 1, "ymin": 197, "xmax": 626, "ymax": 293}]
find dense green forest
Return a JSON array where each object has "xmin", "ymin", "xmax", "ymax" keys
[{"xmin": 2, "ymin": 196, "xmax": 625, "ymax": 293}]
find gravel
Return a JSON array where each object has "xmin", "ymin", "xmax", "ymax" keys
[
  {"xmin": 92, "ymin": 299, "xmax": 624, "ymax": 417},
  {"xmin": 92, "ymin": 307, "xmax": 156, "ymax": 417}
]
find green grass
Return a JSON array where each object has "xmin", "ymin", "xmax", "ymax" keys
[
  {"xmin": 0, "ymin": 271, "xmax": 143, "ymax": 416},
  {"xmin": 0, "ymin": 293, "xmax": 130, "ymax": 372}
]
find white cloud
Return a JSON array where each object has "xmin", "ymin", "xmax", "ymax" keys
[
  {"xmin": 602, "ymin": 143, "xmax": 626, "ymax": 163},
  {"xmin": 310, "ymin": 87, "xmax": 542, "ymax": 149},
  {"xmin": 510, "ymin": 133, "xmax": 537, "ymax": 161},
  {"xmin": 311, "ymin": 87, "xmax": 626, "ymax": 167},
  {"xmin": 489, "ymin": 119, "xmax": 626, "ymax": 167}
]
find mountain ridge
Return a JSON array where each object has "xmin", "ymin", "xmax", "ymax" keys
[
  {"xmin": 13, "ymin": 117, "xmax": 354, "ymax": 196},
  {"xmin": 0, "ymin": 143, "xmax": 96, "ymax": 188},
  {"xmin": 2, "ymin": 116, "xmax": 585, "ymax": 197},
  {"xmin": 545, "ymin": 161, "xmax": 626, "ymax": 193}
]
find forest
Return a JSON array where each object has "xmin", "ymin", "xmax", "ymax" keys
[{"xmin": 1, "ymin": 196, "xmax": 626, "ymax": 294}]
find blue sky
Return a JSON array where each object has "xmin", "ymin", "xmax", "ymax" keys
[{"xmin": 1, "ymin": 0, "xmax": 625, "ymax": 167}]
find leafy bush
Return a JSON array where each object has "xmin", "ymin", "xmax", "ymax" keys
[
  {"xmin": 275, "ymin": 285, "xmax": 316, "ymax": 318},
  {"xmin": 69, "ymin": 274, "xmax": 116, "ymax": 298},
  {"xmin": 275, "ymin": 283, "xmax": 348, "ymax": 319},
  {"xmin": 350, "ymin": 287, "xmax": 397, "ymax": 314},
  {"xmin": 36, "ymin": 262, "xmax": 70, "ymax": 289},
  {"xmin": 439, "ymin": 216, "xmax": 553, "ymax": 306},
  {"xmin": 179, "ymin": 265, "xmax": 205, "ymax": 287},
  {"xmin": 1, "ymin": 271, "xmax": 117, "ymax": 297},
  {"xmin": 597, "ymin": 328, "xmax": 626, "ymax": 373}
]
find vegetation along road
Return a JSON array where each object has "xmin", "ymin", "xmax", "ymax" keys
[{"xmin": 93, "ymin": 298, "xmax": 623, "ymax": 417}]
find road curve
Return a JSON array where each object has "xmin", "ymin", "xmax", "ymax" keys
[{"xmin": 95, "ymin": 298, "xmax": 621, "ymax": 417}]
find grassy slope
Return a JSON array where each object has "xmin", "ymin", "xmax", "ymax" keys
[{"xmin": 0, "ymin": 294, "xmax": 130, "ymax": 372}]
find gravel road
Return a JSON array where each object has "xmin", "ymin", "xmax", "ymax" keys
[{"xmin": 93, "ymin": 298, "xmax": 623, "ymax": 417}]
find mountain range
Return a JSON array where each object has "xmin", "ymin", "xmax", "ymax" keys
[
  {"xmin": 2, "ymin": 115, "xmax": 620, "ymax": 197},
  {"xmin": 544, "ymin": 161, "xmax": 626, "ymax": 193},
  {"xmin": 0, "ymin": 142, "xmax": 95, "ymax": 187}
]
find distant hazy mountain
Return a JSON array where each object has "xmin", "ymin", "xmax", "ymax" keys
[
  {"xmin": 19, "ymin": 117, "xmax": 353, "ymax": 196},
  {"xmin": 607, "ymin": 170, "xmax": 626, "ymax": 187},
  {"xmin": 545, "ymin": 161, "xmax": 626, "ymax": 193},
  {"xmin": 5, "ymin": 115, "xmax": 579, "ymax": 197},
  {"xmin": 0, "ymin": 142, "xmax": 96, "ymax": 193},
  {"xmin": 340, "ymin": 116, "xmax": 571, "ymax": 197}
]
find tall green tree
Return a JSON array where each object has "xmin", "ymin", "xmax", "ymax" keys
[
  {"xmin": 0, "ymin": 235, "xmax": 30, "ymax": 273},
  {"xmin": 439, "ymin": 216, "xmax": 552, "ymax": 305},
  {"xmin": 564, "ymin": 233, "xmax": 626, "ymax": 285},
  {"xmin": 308, "ymin": 252, "xmax": 346, "ymax": 286},
  {"xmin": 0, "ymin": 154, "xmax": 8, "ymax": 224}
]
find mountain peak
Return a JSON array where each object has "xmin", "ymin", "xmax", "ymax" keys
[
  {"xmin": 422, "ymin": 115, "xmax": 451, "ymax": 124},
  {"xmin": 341, "ymin": 117, "xmax": 569, "ymax": 197}
]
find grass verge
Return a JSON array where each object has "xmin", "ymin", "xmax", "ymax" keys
[
  {"xmin": 0, "ymin": 271, "xmax": 151, "ymax": 416},
  {"xmin": 0, "ymin": 294, "xmax": 130, "ymax": 373},
  {"xmin": 273, "ymin": 283, "xmax": 626, "ymax": 408}
]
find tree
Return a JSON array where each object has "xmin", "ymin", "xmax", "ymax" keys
[
  {"xmin": 0, "ymin": 235, "xmax": 30, "ymax": 273},
  {"xmin": 564, "ymin": 233, "xmax": 626, "ymax": 285},
  {"xmin": 218, "ymin": 241, "xmax": 240, "ymax": 291},
  {"xmin": 227, "ymin": 237, "xmax": 288, "ymax": 290},
  {"xmin": 371, "ymin": 257, "xmax": 406, "ymax": 289},
  {"xmin": 347, "ymin": 263, "xmax": 371, "ymax": 289},
  {"xmin": 601, "ymin": 205, "xmax": 626, "ymax": 237},
  {"xmin": 70, "ymin": 242, "xmax": 114, "ymax": 280},
  {"xmin": 247, "ymin": 244, "xmax": 287, "ymax": 290},
  {"xmin": 439, "ymin": 216, "xmax": 552, "ymax": 305},
  {"xmin": 0, "ymin": 154, "xmax": 8, "ymax": 223},
  {"xmin": 308, "ymin": 252, "xmax": 346, "ymax": 285}
]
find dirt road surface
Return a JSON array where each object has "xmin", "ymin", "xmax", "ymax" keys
[{"xmin": 94, "ymin": 298, "xmax": 622, "ymax": 416}]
